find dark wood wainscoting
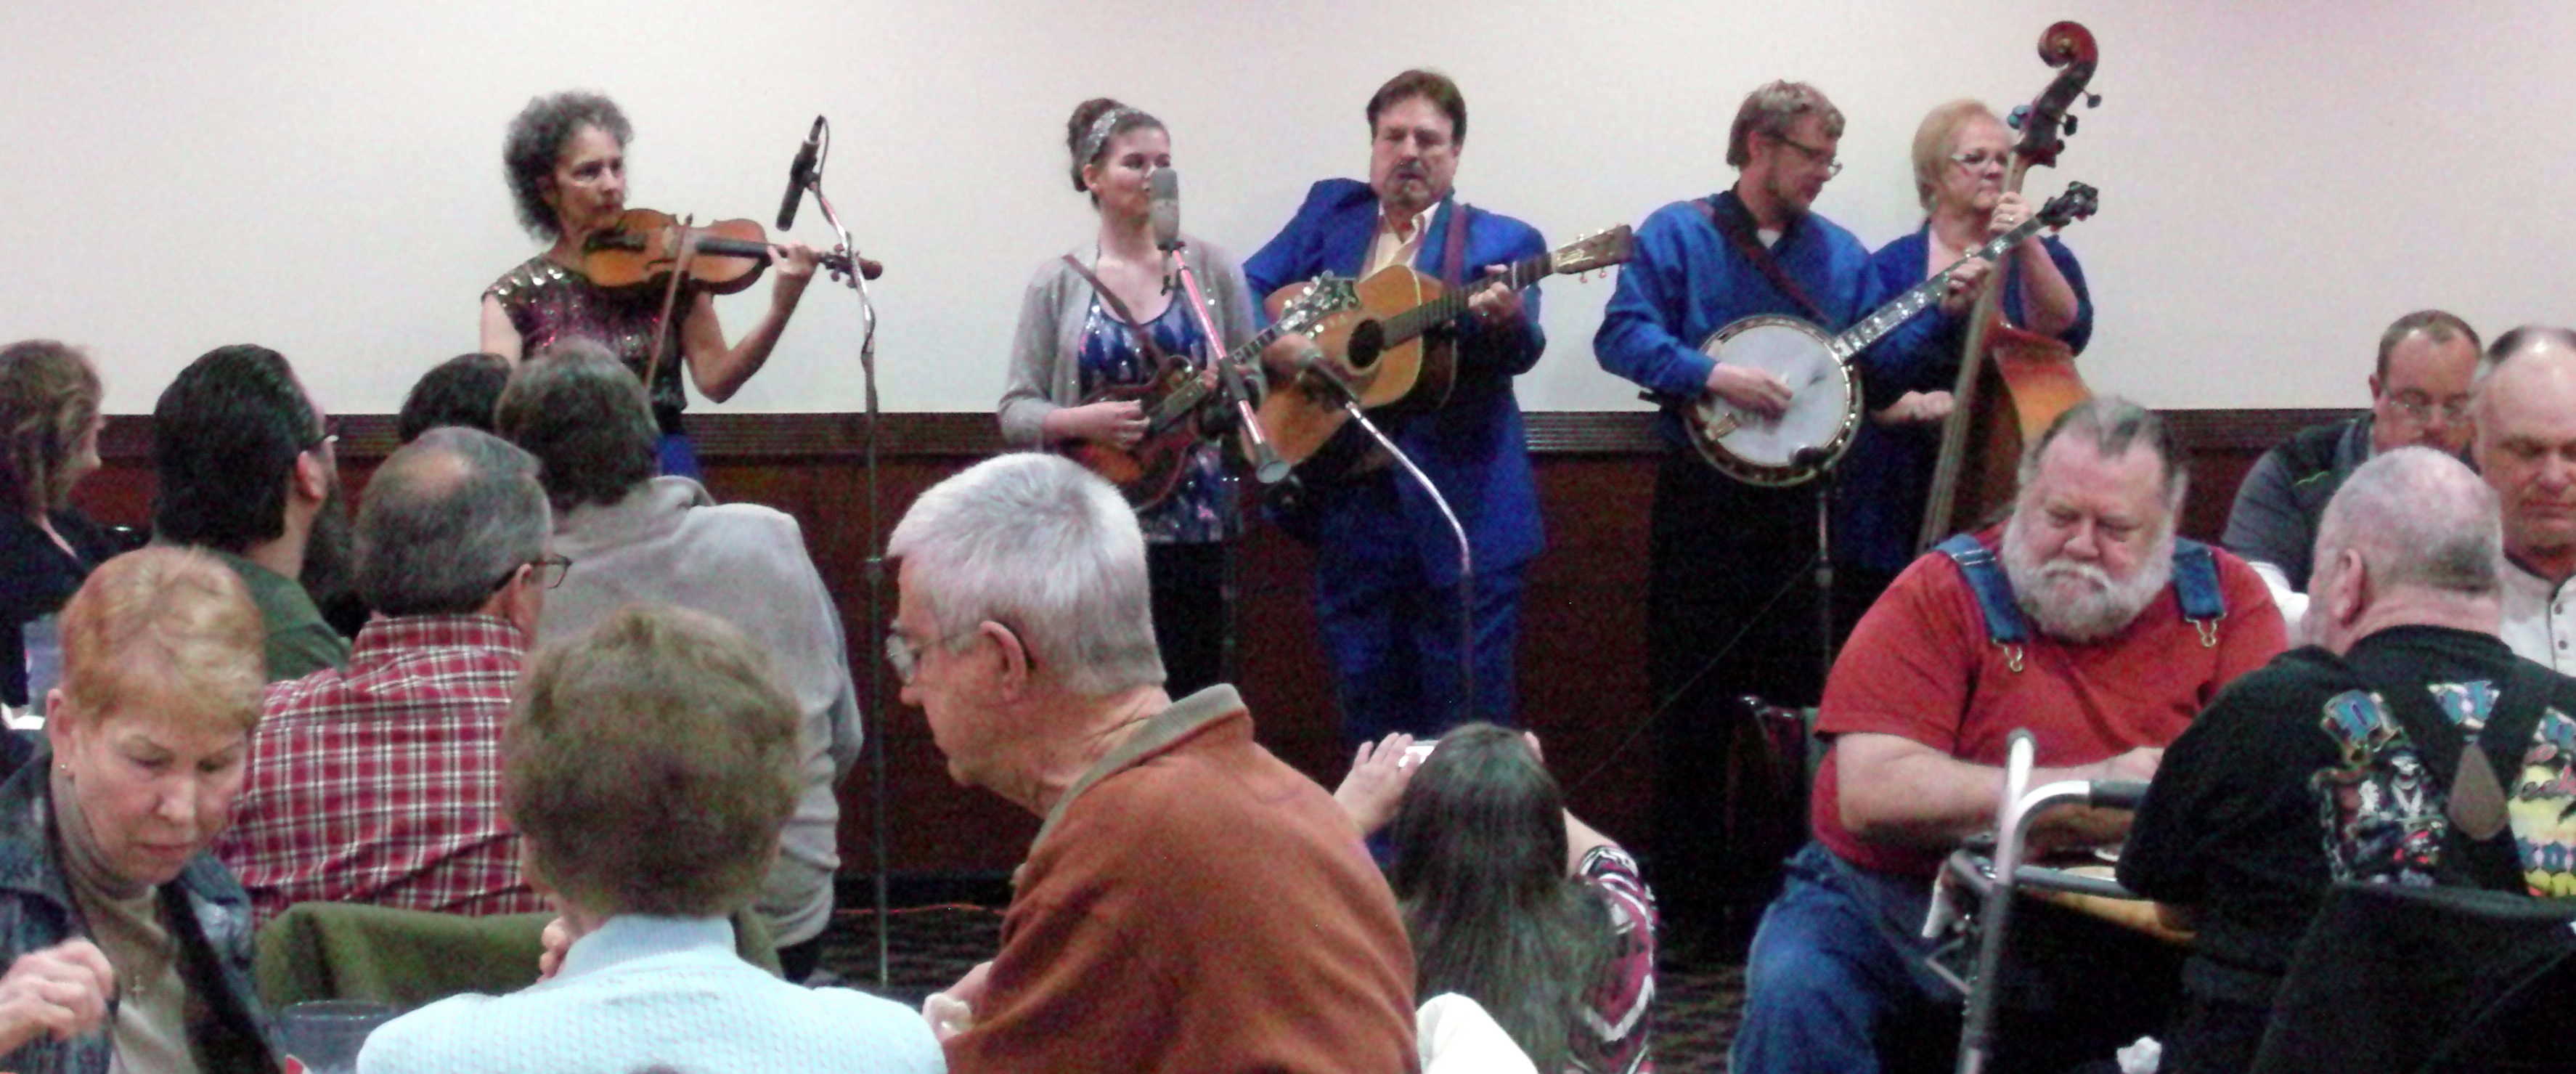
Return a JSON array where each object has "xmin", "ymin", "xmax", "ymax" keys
[{"xmin": 79, "ymin": 407, "xmax": 2352, "ymax": 878}]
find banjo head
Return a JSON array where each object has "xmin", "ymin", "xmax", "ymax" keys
[{"xmin": 1690, "ymin": 316, "xmax": 1861, "ymax": 487}]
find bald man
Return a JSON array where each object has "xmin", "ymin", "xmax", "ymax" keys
[
  {"xmin": 2124, "ymin": 446, "xmax": 2576, "ymax": 1074},
  {"xmin": 2471, "ymin": 325, "xmax": 2576, "ymax": 672}
]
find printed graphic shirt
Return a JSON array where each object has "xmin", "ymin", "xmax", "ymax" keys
[{"xmin": 2122, "ymin": 625, "xmax": 2576, "ymax": 999}]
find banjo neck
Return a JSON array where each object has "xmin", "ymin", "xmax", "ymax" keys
[{"xmin": 1824, "ymin": 211, "xmax": 2051, "ymax": 363}]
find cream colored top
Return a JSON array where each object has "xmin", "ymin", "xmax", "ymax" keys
[
  {"xmin": 1366, "ymin": 203, "xmax": 1439, "ymax": 276},
  {"xmin": 57, "ymin": 784, "xmax": 200, "ymax": 1074}
]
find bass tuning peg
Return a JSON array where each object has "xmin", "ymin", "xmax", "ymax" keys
[{"xmin": 2086, "ymin": 92, "xmax": 2103, "ymax": 108}]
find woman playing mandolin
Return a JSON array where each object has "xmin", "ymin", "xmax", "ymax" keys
[
  {"xmin": 1840, "ymin": 98, "xmax": 2092, "ymax": 606},
  {"xmin": 996, "ymin": 99, "xmax": 1260, "ymax": 697},
  {"xmin": 481, "ymin": 91, "xmax": 821, "ymax": 478}
]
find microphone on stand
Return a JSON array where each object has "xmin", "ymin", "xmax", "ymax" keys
[
  {"xmin": 1149, "ymin": 168, "xmax": 1182, "ymax": 252},
  {"xmin": 776, "ymin": 115, "xmax": 824, "ymax": 230}
]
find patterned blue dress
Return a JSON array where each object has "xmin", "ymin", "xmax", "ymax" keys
[{"xmin": 1076, "ymin": 295, "xmax": 1238, "ymax": 543}]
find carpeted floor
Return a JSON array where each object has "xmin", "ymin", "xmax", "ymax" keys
[{"xmin": 812, "ymin": 904, "xmax": 1747, "ymax": 1070}]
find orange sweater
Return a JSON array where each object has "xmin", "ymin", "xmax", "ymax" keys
[{"xmin": 947, "ymin": 688, "xmax": 1418, "ymax": 1073}]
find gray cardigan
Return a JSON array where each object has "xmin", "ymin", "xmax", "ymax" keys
[{"xmin": 998, "ymin": 236, "xmax": 1264, "ymax": 449}]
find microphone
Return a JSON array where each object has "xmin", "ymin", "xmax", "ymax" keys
[
  {"xmin": 1289, "ymin": 348, "xmax": 1360, "ymax": 404},
  {"xmin": 776, "ymin": 115, "xmax": 824, "ymax": 231},
  {"xmin": 1149, "ymin": 168, "xmax": 1181, "ymax": 253},
  {"xmin": 1790, "ymin": 445, "xmax": 1831, "ymax": 469}
]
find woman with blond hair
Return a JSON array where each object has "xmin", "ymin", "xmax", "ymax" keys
[{"xmin": 0, "ymin": 546, "xmax": 279, "ymax": 1073}]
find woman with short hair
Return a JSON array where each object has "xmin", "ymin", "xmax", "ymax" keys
[
  {"xmin": 356, "ymin": 603, "xmax": 940, "ymax": 1074},
  {"xmin": 1338, "ymin": 723, "xmax": 1659, "ymax": 1073},
  {"xmin": 0, "ymin": 546, "xmax": 278, "ymax": 1073},
  {"xmin": 481, "ymin": 91, "xmax": 823, "ymax": 478}
]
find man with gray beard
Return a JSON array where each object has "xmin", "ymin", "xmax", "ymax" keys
[{"xmin": 1732, "ymin": 397, "xmax": 2287, "ymax": 1074}]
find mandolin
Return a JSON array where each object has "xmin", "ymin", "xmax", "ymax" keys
[
  {"xmin": 1256, "ymin": 226, "xmax": 1634, "ymax": 469},
  {"xmin": 1064, "ymin": 274, "xmax": 1359, "ymax": 510}
]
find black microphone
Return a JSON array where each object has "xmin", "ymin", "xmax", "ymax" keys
[
  {"xmin": 1790, "ymin": 445, "xmax": 1831, "ymax": 469},
  {"xmin": 1289, "ymin": 348, "xmax": 1360, "ymax": 404},
  {"xmin": 775, "ymin": 115, "xmax": 824, "ymax": 231},
  {"xmin": 1149, "ymin": 168, "xmax": 1181, "ymax": 253}
]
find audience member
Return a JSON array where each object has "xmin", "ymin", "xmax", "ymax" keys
[
  {"xmin": 2473, "ymin": 325, "xmax": 2576, "ymax": 671},
  {"xmin": 150, "ymin": 344, "xmax": 352, "ymax": 680},
  {"xmin": 493, "ymin": 341, "xmax": 858, "ymax": 980},
  {"xmin": 356, "ymin": 603, "xmax": 941, "ymax": 1074},
  {"xmin": 0, "ymin": 341, "xmax": 130, "ymax": 726},
  {"xmin": 900, "ymin": 452, "xmax": 1416, "ymax": 1073},
  {"xmin": 1336, "ymin": 724, "xmax": 1658, "ymax": 1074},
  {"xmin": 0, "ymin": 548, "xmax": 277, "ymax": 1072},
  {"xmin": 1731, "ymin": 397, "xmax": 2286, "ymax": 1074},
  {"xmin": 395, "ymin": 351, "xmax": 512, "ymax": 443},
  {"xmin": 214, "ymin": 428, "xmax": 557, "ymax": 924},
  {"xmin": 2223, "ymin": 310, "xmax": 2480, "ymax": 623},
  {"xmin": 2124, "ymin": 447, "xmax": 2576, "ymax": 1074}
]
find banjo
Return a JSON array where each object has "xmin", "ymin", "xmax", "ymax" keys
[{"xmin": 1685, "ymin": 182, "xmax": 2100, "ymax": 486}]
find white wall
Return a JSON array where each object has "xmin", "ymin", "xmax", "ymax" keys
[{"xmin": 6, "ymin": 1, "xmax": 2569, "ymax": 415}]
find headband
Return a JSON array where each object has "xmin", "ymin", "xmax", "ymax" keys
[{"xmin": 1075, "ymin": 107, "xmax": 1139, "ymax": 166}]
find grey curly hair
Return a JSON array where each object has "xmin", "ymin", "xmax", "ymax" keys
[{"xmin": 502, "ymin": 91, "xmax": 632, "ymax": 238}]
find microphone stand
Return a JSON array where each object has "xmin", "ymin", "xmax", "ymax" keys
[
  {"xmin": 1295, "ymin": 362, "xmax": 1477, "ymax": 720},
  {"xmin": 1163, "ymin": 240, "xmax": 1283, "ymax": 689},
  {"xmin": 802, "ymin": 162, "xmax": 894, "ymax": 990}
]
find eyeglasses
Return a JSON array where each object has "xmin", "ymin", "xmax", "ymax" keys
[
  {"xmin": 1948, "ymin": 148, "xmax": 2009, "ymax": 171},
  {"xmin": 495, "ymin": 553, "xmax": 573, "ymax": 594},
  {"xmin": 307, "ymin": 416, "xmax": 341, "ymax": 454},
  {"xmin": 2384, "ymin": 391, "xmax": 2472, "ymax": 426},
  {"xmin": 885, "ymin": 627, "xmax": 962, "ymax": 683},
  {"xmin": 1776, "ymin": 137, "xmax": 1843, "ymax": 178}
]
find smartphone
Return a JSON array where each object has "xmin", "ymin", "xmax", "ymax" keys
[{"xmin": 1398, "ymin": 739, "xmax": 1438, "ymax": 768}]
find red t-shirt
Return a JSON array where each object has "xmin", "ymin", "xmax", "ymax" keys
[{"xmin": 1810, "ymin": 526, "xmax": 2288, "ymax": 877}]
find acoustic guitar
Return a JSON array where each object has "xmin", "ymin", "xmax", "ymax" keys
[
  {"xmin": 1063, "ymin": 274, "xmax": 1358, "ymax": 510},
  {"xmin": 1682, "ymin": 184, "xmax": 2099, "ymax": 487},
  {"xmin": 1257, "ymin": 226, "xmax": 1634, "ymax": 468}
]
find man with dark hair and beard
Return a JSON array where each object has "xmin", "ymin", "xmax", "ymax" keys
[
  {"xmin": 1730, "ymin": 396, "xmax": 2288, "ymax": 1074},
  {"xmin": 151, "ymin": 343, "xmax": 353, "ymax": 679}
]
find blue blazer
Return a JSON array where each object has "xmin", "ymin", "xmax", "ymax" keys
[{"xmin": 1243, "ymin": 179, "xmax": 1548, "ymax": 580}]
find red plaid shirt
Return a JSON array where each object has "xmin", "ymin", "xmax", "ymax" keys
[{"xmin": 215, "ymin": 614, "xmax": 548, "ymax": 927}]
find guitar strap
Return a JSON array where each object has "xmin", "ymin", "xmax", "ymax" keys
[
  {"xmin": 1691, "ymin": 197, "xmax": 1829, "ymax": 325},
  {"xmin": 1438, "ymin": 198, "xmax": 1470, "ymax": 287},
  {"xmin": 1059, "ymin": 253, "xmax": 1181, "ymax": 374}
]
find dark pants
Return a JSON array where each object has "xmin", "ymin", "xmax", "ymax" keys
[
  {"xmin": 1312, "ymin": 472, "xmax": 1523, "ymax": 744},
  {"xmin": 1648, "ymin": 451, "xmax": 1849, "ymax": 925},
  {"xmin": 1149, "ymin": 542, "xmax": 1230, "ymax": 699}
]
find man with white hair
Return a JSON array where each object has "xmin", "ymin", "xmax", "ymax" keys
[
  {"xmin": 2471, "ymin": 325, "xmax": 2576, "ymax": 672},
  {"xmin": 2123, "ymin": 447, "xmax": 2576, "ymax": 1074},
  {"xmin": 894, "ymin": 452, "xmax": 1415, "ymax": 1074},
  {"xmin": 1732, "ymin": 397, "xmax": 2287, "ymax": 1074}
]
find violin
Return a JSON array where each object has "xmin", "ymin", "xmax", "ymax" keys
[{"xmin": 579, "ymin": 208, "xmax": 883, "ymax": 293}]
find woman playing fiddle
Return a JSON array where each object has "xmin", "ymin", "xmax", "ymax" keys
[
  {"xmin": 481, "ymin": 91, "xmax": 820, "ymax": 478},
  {"xmin": 996, "ymin": 99, "xmax": 1260, "ymax": 698},
  {"xmin": 1838, "ymin": 99, "xmax": 2093, "ymax": 610}
]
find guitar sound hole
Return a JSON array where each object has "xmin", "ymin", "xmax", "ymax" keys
[{"xmin": 1347, "ymin": 321, "xmax": 1385, "ymax": 370}]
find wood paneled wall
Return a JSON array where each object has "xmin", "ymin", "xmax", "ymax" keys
[{"xmin": 78, "ymin": 407, "xmax": 2352, "ymax": 879}]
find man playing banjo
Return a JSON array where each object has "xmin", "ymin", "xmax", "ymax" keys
[{"xmin": 1593, "ymin": 80, "xmax": 1947, "ymax": 959}]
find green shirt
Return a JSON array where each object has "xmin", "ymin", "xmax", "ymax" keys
[{"xmin": 209, "ymin": 550, "xmax": 349, "ymax": 682}]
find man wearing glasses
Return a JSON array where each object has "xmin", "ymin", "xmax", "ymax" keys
[
  {"xmin": 494, "ymin": 341, "xmax": 861, "ymax": 983},
  {"xmin": 2223, "ymin": 309, "xmax": 2481, "ymax": 625},
  {"xmin": 150, "ymin": 344, "xmax": 354, "ymax": 680},
  {"xmin": 1594, "ymin": 80, "xmax": 1943, "ymax": 961},
  {"xmin": 216, "ymin": 428, "xmax": 560, "ymax": 924}
]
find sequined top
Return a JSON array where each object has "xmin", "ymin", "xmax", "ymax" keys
[
  {"xmin": 485, "ymin": 256, "xmax": 693, "ymax": 428},
  {"xmin": 1077, "ymin": 296, "xmax": 1236, "ymax": 544}
]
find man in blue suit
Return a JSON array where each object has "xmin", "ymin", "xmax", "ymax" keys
[{"xmin": 1243, "ymin": 69, "xmax": 1548, "ymax": 745}]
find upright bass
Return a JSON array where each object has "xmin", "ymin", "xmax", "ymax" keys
[{"xmin": 1914, "ymin": 22, "xmax": 2104, "ymax": 552}]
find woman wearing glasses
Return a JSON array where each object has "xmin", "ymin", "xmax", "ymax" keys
[{"xmin": 1840, "ymin": 98, "xmax": 2092, "ymax": 611}]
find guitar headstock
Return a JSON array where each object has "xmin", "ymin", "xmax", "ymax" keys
[
  {"xmin": 2035, "ymin": 182, "xmax": 2100, "ymax": 229},
  {"xmin": 1279, "ymin": 274, "xmax": 1361, "ymax": 334},
  {"xmin": 1549, "ymin": 225, "xmax": 1635, "ymax": 275}
]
